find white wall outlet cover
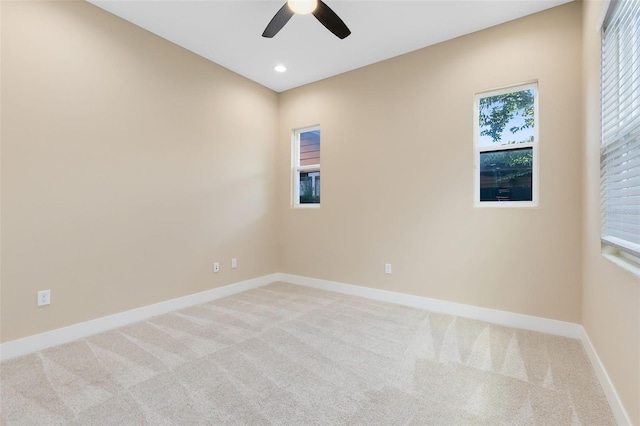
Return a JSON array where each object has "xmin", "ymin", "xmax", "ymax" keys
[
  {"xmin": 37, "ymin": 290, "xmax": 51, "ymax": 306},
  {"xmin": 213, "ymin": 262, "xmax": 220, "ymax": 273},
  {"xmin": 385, "ymin": 264, "xmax": 392, "ymax": 274},
  {"xmin": 231, "ymin": 258, "xmax": 237, "ymax": 269}
]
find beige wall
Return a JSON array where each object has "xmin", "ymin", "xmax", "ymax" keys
[
  {"xmin": 278, "ymin": 2, "xmax": 584, "ymax": 323},
  {"xmin": 1, "ymin": 1, "xmax": 279, "ymax": 342},
  {"xmin": 581, "ymin": 1, "xmax": 640, "ymax": 423}
]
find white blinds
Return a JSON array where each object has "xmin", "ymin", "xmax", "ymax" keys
[{"xmin": 601, "ymin": 0, "xmax": 640, "ymax": 257}]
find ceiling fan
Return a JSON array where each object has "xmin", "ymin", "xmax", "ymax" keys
[{"xmin": 262, "ymin": 0, "xmax": 351, "ymax": 39}]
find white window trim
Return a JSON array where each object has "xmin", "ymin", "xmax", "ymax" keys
[
  {"xmin": 473, "ymin": 81, "xmax": 540, "ymax": 208},
  {"xmin": 292, "ymin": 125, "xmax": 321, "ymax": 209},
  {"xmin": 602, "ymin": 235, "xmax": 640, "ymax": 276},
  {"xmin": 602, "ymin": 241, "xmax": 640, "ymax": 276}
]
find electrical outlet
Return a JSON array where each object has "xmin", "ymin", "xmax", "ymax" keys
[
  {"xmin": 385, "ymin": 263, "xmax": 392, "ymax": 275},
  {"xmin": 213, "ymin": 262, "xmax": 220, "ymax": 273},
  {"xmin": 37, "ymin": 290, "xmax": 51, "ymax": 306},
  {"xmin": 231, "ymin": 258, "xmax": 237, "ymax": 269}
]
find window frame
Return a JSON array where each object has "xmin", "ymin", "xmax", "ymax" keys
[
  {"xmin": 599, "ymin": 0, "xmax": 640, "ymax": 273},
  {"xmin": 292, "ymin": 125, "xmax": 321, "ymax": 208},
  {"xmin": 473, "ymin": 82, "xmax": 540, "ymax": 208}
]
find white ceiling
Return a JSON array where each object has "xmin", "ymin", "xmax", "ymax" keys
[{"xmin": 88, "ymin": 0, "xmax": 572, "ymax": 93}]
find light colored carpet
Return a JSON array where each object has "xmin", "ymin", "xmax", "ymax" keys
[{"xmin": 1, "ymin": 282, "xmax": 615, "ymax": 425}]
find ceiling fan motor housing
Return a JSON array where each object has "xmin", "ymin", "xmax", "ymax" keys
[{"xmin": 263, "ymin": 0, "xmax": 351, "ymax": 39}]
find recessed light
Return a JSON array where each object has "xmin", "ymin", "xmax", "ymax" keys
[{"xmin": 274, "ymin": 65, "xmax": 287, "ymax": 73}]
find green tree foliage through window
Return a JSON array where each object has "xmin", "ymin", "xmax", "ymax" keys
[{"xmin": 479, "ymin": 90, "xmax": 535, "ymax": 143}]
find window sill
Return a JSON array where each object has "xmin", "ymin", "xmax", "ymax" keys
[
  {"xmin": 474, "ymin": 201, "xmax": 539, "ymax": 208},
  {"xmin": 602, "ymin": 244, "xmax": 640, "ymax": 278},
  {"xmin": 292, "ymin": 204, "xmax": 320, "ymax": 209}
]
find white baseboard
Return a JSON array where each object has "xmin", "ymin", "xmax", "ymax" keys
[
  {"xmin": 1, "ymin": 272, "xmax": 630, "ymax": 425},
  {"xmin": 0, "ymin": 274, "xmax": 278, "ymax": 362},
  {"xmin": 580, "ymin": 329, "xmax": 632, "ymax": 426},
  {"xmin": 277, "ymin": 273, "xmax": 583, "ymax": 338}
]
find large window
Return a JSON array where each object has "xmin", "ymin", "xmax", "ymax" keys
[
  {"xmin": 474, "ymin": 83, "xmax": 539, "ymax": 207},
  {"xmin": 601, "ymin": 0, "xmax": 640, "ymax": 261},
  {"xmin": 292, "ymin": 126, "xmax": 320, "ymax": 206}
]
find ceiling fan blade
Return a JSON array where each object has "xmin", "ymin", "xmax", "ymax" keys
[
  {"xmin": 262, "ymin": 3, "xmax": 295, "ymax": 38},
  {"xmin": 312, "ymin": 0, "xmax": 351, "ymax": 39}
]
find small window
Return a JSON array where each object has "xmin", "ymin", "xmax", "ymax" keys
[
  {"xmin": 292, "ymin": 126, "xmax": 320, "ymax": 207},
  {"xmin": 474, "ymin": 83, "xmax": 539, "ymax": 207}
]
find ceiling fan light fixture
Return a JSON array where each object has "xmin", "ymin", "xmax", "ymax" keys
[
  {"xmin": 263, "ymin": 0, "xmax": 350, "ymax": 39},
  {"xmin": 287, "ymin": 0, "xmax": 317, "ymax": 14}
]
